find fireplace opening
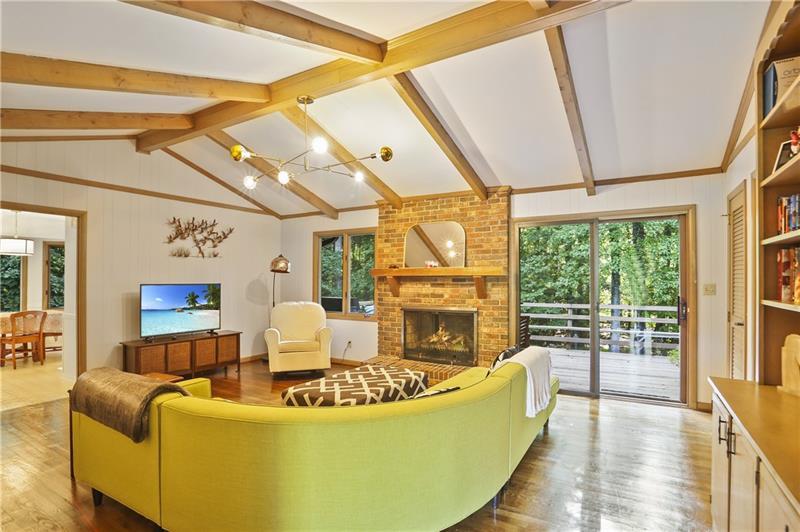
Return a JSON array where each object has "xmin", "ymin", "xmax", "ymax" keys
[{"xmin": 403, "ymin": 308, "xmax": 477, "ymax": 366}]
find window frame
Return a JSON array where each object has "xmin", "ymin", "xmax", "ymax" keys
[
  {"xmin": 42, "ymin": 241, "xmax": 65, "ymax": 310},
  {"xmin": 312, "ymin": 227, "xmax": 377, "ymax": 321}
]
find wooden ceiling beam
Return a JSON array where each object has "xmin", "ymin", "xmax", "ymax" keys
[
  {"xmin": 135, "ymin": 0, "xmax": 629, "ymax": 153},
  {"xmin": 0, "ymin": 109, "xmax": 192, "ymax": 129},
  {"xmin": 0, "ymin": 52, "xmax": 270, "ymax": 102},
  {"xmin": 205, "ymin": 130, "xmax": 339, "ymax": 219},
  {"xmin": 162, "ymin": 147, "xmax": 281, "ymax": 218},
  {"xmin": 0, "ymin": 134, "xmax": 136, "ymax": 142},
  {"xmin": 542, "ymin": 25, "xmax": 597, "ymax": 196},
  {"xmin": 280, "ymin": 106, "xmax": 403, "ymax": 209},
  {"xmin": 388, "ymin": 72, "xmax": 487, "ymax": 200},
  {"xmin": 123, "ymin": 1, "xmax": 384, "ymax": 64}
]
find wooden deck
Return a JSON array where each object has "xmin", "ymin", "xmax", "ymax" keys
[{"xmin": 550, "ymin": 348, "xmax": 681, "ymax": 401}]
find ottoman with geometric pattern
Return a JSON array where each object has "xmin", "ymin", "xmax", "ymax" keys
[{"xmin": 281, "ymin": 364, "xmax": 428, "ymax": 407}]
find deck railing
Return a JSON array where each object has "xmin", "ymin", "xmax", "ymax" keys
[{"xmin": 520, "ymin": 302, "xmax": 679, "ymax": 355}]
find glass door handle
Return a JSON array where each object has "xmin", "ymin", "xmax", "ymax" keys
[{"xmin": 677, "ymin": 297, "xmax": 688, "ymax": 322}]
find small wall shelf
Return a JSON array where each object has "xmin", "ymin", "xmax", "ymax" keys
[
  {"xmin": 761, "ymin": 299, "xmax": 800, "ymax": 313},
  {"xmin": 762, "ymin": 229, "xmax": 800, "ymax": 246},
  {"xmin": 370, "ymin": 266, "xmax": 506, "ymax": 298}
]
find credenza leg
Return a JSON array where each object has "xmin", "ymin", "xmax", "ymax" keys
[{"xmin": 92, "ymin": 488, "xmax": 104, "ymax": 506}]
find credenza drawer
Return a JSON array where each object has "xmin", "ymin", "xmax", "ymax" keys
[
  {"xmin": 218, "ymin": 335, "xmax": 238, "ymax": 362},
  {"xmin": 139, "ymin": 345, "xmax": 166, "ymax": 374},
  {"xmin": 166, "ymin": 342, "xmax": 191, "ymax": 372}
]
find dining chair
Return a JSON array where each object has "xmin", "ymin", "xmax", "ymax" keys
[{"xmin": 0, "ymin": 311, "xmax": 47, "ymax": 369}]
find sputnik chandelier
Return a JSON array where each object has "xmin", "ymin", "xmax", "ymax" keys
[{"xmin": 229, "ymin": 95, "xmax": 393, "ymax": 190}]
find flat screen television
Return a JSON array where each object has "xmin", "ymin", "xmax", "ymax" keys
[{"xmin": 140, "ymin": 283, "xmax": 221, "ymax": 338}]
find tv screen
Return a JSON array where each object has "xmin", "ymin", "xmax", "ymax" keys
[{"xmin": 140, "ymin": 283, "xmax": 221, "ymax": 338}]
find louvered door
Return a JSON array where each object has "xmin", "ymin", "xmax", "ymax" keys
[{"xmin": 727, "ymin": 184, "xmax": 747, "ymax": 380}]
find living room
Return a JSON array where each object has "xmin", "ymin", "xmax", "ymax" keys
[{"xmin": 1, "ymin": 1, "xmax": 798, "ymax": 531}]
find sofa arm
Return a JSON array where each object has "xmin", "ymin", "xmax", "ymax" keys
[
  {"xmin": 265, "ymin": 328, "xmax": 281, "ymax": 358},
  {"xmin": 179, "ymin": 378, "xmax": 211, "ymax": 398},
  {"xmin": 316, "ymin": 327, "xmax": 332, "ymax": 358}
]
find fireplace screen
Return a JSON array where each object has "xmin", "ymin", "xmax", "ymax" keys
[{"xmin": 403, "ymin": 308, "xmax": 477, "ymax": 366}]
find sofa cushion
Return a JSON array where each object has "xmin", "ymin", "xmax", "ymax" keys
[{"xmin": 279, "ymin": 340, "xmax": 321, "ymax": 353}]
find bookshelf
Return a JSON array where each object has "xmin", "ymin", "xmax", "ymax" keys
[{"xmin": 757, "ymin": 5, "xmax": 800, "ymax": 386}]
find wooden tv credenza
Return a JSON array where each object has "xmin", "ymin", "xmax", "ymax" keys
[{"xmin": 121, "ymin": 330, "xmax": 241, "ymax": 379}]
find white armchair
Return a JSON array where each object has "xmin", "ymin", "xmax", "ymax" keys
[{"xmin": 265, "ymin": 302, "xmax": 332, "ymax": 373}]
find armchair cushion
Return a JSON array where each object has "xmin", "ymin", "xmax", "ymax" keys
[{"xmin": 279, "ymin": 340, "xmax": 320, "ymax": 353}]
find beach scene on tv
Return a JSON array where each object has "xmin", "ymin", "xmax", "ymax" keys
[{"xmin": 140, "ymin": 283, "xmax": 221, "ymax": 337}]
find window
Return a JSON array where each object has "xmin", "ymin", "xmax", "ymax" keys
[
  {"xmin": 43, "ymin": 242, "xmax": 64, "ymax": 309},
  {"xmin": 0, "ymin": 255, "xmax": 27, "ymax": 312},
  {"xmin": 314, "ymin": 229, "xmax": 375, "ymax": 318}
]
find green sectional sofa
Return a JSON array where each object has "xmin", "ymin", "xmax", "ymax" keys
[{"xmin": 72, "ymin": 363, "xmax": 558, "ymax": 531}]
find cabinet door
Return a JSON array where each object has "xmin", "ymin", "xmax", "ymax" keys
[
  {"xmin": 166, "ymin": 342, "xmax": 191, "ymax": 373},
  {"xmin": 195, "ymin": 338, "xmax": 217, "ymax": 367},
  {"xmin": 139, "ymin": 345, "xmax": 166, "ymax": 374},
  {"xmin": 712, "ymin": 397, "xmax": 731, "ymax": 532},
  {"xmin": 760, "ymin": 463, "xmax": 800, "ymax": 532},
  {"xmin": 217, "ymin": 335, "xmax": 238, "ymax": 363},
  {"xmin": 729, "ymin": 421, "xmax": 758, "ymax": 532}
]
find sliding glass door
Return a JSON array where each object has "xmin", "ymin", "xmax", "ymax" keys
[{"xmin": 517, "ymin": 215, "xmax": 687, "ymax": 403}]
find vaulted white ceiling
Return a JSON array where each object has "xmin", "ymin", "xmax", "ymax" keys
[{"xmin": 0, "ymin": 1, "xmax": 772, "ymax": 217}]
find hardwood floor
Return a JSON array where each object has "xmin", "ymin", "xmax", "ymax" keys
[{"xmin": 0, "ymin": 360, "xmax": 712, "ymax": 531}]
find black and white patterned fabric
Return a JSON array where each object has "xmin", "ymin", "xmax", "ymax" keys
[{"xmin": 281, "ymin": 364, "xmax": 428, "ymax": 407}]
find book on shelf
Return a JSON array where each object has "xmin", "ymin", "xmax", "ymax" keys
[
  {"xmin": 763, "ymin": 56, "xmax": 800, "ymax": 117},
  {"xmin": 777, "ymin": 194, "xmax": 800, "ymax": 234},
  {"xmin": 777, "ymin": 247, "xmax": 800, "ymax": 304}
]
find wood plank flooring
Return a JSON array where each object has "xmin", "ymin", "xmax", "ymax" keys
[{"xmin": 0, "ymin": 360, "xmax": 711, "ymax": 531}]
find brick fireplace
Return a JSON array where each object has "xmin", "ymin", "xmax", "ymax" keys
[
  {"xmin": 403, "ymin": 307, "xmax": 478, "ymax": 366},
  {"xmin": 375, "ymin": 188, "xmax": 510, "ymax": 368}
]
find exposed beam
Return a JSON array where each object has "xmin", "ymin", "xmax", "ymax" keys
[
  {"xmin": 0, "ymin": 52, "xmax": 270, "ymax": 102},
  {"xmin": 0, "ymin": 164, "xmax": 270, "ymax": 216},
  {"xmin": 205, "ymin": 130, "xmax": 339, "ymax": 219},
  {"xmin": 388, "ymin": 72, "xmax": 488, "ymax": 200},
  {"xmin": 542, "ymin": 25, "xmax": 596, "ymax": 195},
  {"xmin": 0, "ymin": 134, "xmax": 136, "ymax": 142},
  {"xmin": 135, "ymin": 0, "xmax": 629, "ymax": 153},
  {"xmin": 280, "ymin": 106, "xmax": 403, "ymax": 209},
  {"xmin": 721, "ymin": 65, "xmax": 754, "ymax": 172},
  {"xmin": 123, "ymin": 1, "xmax": 384, "ymax": 64},
  {"xmin": 1, "ymin": 109, "xmax": 192, "ymax": 130},
  {"xmin": 596, "ymin": 166, "xmax": 722, "ymax": 187},
  {"xmin": 162, "ymin": 147, "xmax": 280, "ymax": 218},
  {"xmin": 411, "ymin": 225, "xmax": 449, "ymax": 267}
]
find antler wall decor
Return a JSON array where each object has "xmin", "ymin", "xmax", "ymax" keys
[{"xmin": 165, "ymin": 217, "xmax": 234, "ymax": 258}]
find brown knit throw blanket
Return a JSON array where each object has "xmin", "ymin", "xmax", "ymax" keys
[{"xmin": 70, "ymin": 367, "xmax": 190, "ymax": 443}]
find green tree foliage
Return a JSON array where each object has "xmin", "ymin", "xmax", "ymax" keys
[
  {"xmin": 185, "ymin": 291, "xmax": 200, "ymax": 308},
  {"xmin": 349, "ymin": 234, "xmax": 375, "ymax": 306},
  {"xmin": 0, "ymin": 256, "xmax": 22, "ymax": 312},
  {"xmin": 47, "ymin": 246, "xmax": 65, "ymax": 309},
  {"xmin": 203, "ymin": 284, "xmax": 221, "ymax": 309},
  {"xmin": 320, "ymin": 236, "xmax": 343, "ymax": 299}
]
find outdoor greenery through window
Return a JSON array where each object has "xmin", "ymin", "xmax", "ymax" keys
[
  {"xmin": 0, "ymin": 255, "xmax": 25, "ymax": 312},
  {"xmin": 317, "ymin": 230, "xmax": 375, "ymax": 317},
  {"xmin": 45, "ymin": 243, "xmax": 65, "ymax": 309}
]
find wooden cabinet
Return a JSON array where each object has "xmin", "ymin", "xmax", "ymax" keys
[
  {"xmin": 760, "ymin": 465, "xmax": 800, "ymax": 532},
  {"xmin": 729, "ymin": 422, "xmax": 758, "ymax": 531},
  {"xmin": 122, "ymin": 330, "xmax": 241, "ymax": 379},
  {"xmin": 710, "ymin": 378, "xmax": 800, "ymax": 532},
  {"xmin": 712, "ymin": 397, "xmax": 731, "ymax": 532}
]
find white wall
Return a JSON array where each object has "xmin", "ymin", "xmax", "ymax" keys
[
  {"xmin": 280, "ymin": 209, "xmax": 379, "ymax": 362},
  {"xmin": 512, "ymin": 174, "xmax": 728, "ymax": 404},
  {"xmin": 1, "ymin": 140, "xmax": 282, "ymax": 373}
]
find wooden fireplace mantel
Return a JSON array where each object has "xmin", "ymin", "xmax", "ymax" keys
[{"xmin": 370, "ymin": 266, "xmax": 506, "ymax": 299}]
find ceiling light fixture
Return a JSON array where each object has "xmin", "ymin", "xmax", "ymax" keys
[
  {"xmin": 0, "ymin": 211, "xmax": 34, "ymax": 256},
  {"xmin": 229, "ymin": 95, "xmax": 393, "ymax": 190}
]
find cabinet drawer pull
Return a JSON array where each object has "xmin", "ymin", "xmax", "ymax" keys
[{"xmin": 718, "ymin": 416, "xmax": 728, "ymax": 443}]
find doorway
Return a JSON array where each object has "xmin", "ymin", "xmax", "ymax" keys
[
  {"xmin": 0, "ymin": 206, "xmax": 83, "ymax": 411},
  {"xmin": 514, "ymin": 207, "xmax": 696, "ymax": 405}
]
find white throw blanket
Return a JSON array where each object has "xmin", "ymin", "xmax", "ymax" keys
[{"xmin": 492, "ymin": 346, "xmax": 552, "ymax": 418}]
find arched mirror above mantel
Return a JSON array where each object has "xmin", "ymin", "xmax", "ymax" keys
[{"xmin": 404, "ymin": 221, "xmax": 466, "ymax": 268}]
